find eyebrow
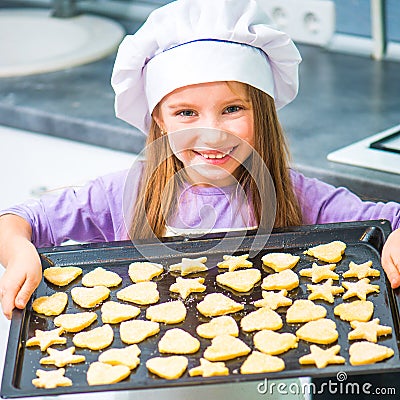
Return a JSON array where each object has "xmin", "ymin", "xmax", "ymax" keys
[{"xmin": 166, "ymin": 97, "xmax": 251, "ymax": 110}]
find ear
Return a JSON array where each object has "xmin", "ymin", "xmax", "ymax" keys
[{"xmin": 152, "ymin": 106, "xmax": 165, "ymax": 132}]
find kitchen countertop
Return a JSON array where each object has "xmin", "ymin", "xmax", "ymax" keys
[{"xmin": 0, "ymin": 34, "xmax": 399, "ymax": 202}]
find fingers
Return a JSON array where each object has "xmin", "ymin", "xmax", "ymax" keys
[
  {"xmin": 15, "ymin": 274, "xmax": 41, "ymax": 309},
  {"xmin": 0, "ymin": 278, "xmax": 22, "ymax": 320},
  {"xmin": 381, "ymin": 229, "xmax": 400, "ymax": 289}
]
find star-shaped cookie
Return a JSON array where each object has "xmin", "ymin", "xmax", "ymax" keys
[
  {"xmin": 299, "ymin": 344, "xmax": 345, "ymax": 369},
  {"xmin": 342, "ymin": 278, "xmax": 380, "ymax": 300},
  {"xmin": 299, "ymin": 263, "xmax": 339, "ymax": 283},
  {"xmin": 304, "ymin": 241, "xmax": 346, "ymax": 263},
  {"xmin": 343, "ymin": 260, "xmax": 380, "ymax": 280},
  {"xmin": 189, "ymin": 358, "xmax": 229, "ymax": 377},
  {"xmin": 40, "ymin": 346, "xmax": 85, "ymax": 367},
  {"xmin": 253, "ymin": 289, "xmax": 293, "ymax": 310},
  {"xmin": 26, "ymin": 327, "xmax": 66, "ymax": 351},
  {"xmin": 32, "ymin": 368, "xmax": 72, "ymax": 389},
  {"xmin": 348, "ymin": 318, "xmax": 392, "ymax": 342},
  {"xmin": 169, "ymin": 277, "xmax": 206, "ymax": 299},
  {"xmin": 307, "ymin": 279, "xmax": 344, "ymax": 303},
  {"xmin": 169, "ymin": 256, "xmax": 208, "ymax": 276},
  {"xmin": 217, "ymin": 254, "xmax": 253, "ymax": 272}
]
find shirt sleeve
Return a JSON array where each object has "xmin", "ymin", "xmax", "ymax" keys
[
  {"xmin": 291, "ymin": 170, "xmax": 400, "ymax": 230},
  {"xmin": 0, "ymin": 169, "xmax": 133, "ymax": 247}
]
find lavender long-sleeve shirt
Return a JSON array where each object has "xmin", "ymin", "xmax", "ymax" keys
[{"xmin": 2, "ymin": 168, "xmax": 400, "ymax": 248}]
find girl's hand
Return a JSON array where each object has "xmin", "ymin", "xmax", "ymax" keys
[
  {"xmin": 0, "ymin": 240, "xmax": 42, "ymax": 320},
  {"xmin": 381, "ymin": 228, "xmax": 400, "ymax": 289}
]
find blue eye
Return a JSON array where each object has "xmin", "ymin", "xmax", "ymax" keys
[
  {"xmin": 224, "ymin": 105, "xmax": 242, "ymax": 114},
  {"xmin": 177, "ymin": 110, "xmax": 196, "ymax": 117}
]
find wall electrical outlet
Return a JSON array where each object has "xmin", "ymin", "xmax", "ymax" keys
[{"xmin": 257, "ymin": 0, "xmax": 336, "ymax": 46}]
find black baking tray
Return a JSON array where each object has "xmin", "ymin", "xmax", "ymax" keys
[{"xmin": 2, "ymin": 220, "xmax": 400, "ymax": 398}]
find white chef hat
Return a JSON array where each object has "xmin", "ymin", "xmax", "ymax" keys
[{"xmin": 111, "ymin": 0, "xmax": 302, "ymax": 134}]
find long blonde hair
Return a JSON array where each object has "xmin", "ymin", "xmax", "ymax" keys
[{"xmin": 129, "ymin": 83, "xmax": 302, "ymax": 239}]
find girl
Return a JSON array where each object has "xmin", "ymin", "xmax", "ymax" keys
[{"xmin": 0, "ymin": 0, "xmax": 400, "ymax": 321}]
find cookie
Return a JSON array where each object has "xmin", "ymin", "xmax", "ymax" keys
[
  {"xmin": 349, "ymin": 341, "xmax": 394, "ymax": 365},
  {"xmin": 158, "ymin": 328, "xmax": 200, "ymax": 354},
  {"xmin": 54, "ymin": 311, "xmax": 97, "ymax": 332},
  {"xmin": 307, "ymin": 279, "xmax": 344, "ymax": 303},
  {"xmin": 32, "ymin": 292, "xmax": 68, "ymax": 316},
  {"xmin": 71, "ymin": 286, "xmax": 110, "ymax": 308},
  {"xmin": 98, "ymin": 344, "xmax": 141, "ymax": 370},
  {"xmin": 146, "ymin": 356, "xmax": 188, "ymax": 379},
  {"xmin": 217, "ymin": 254, "xmax": 253, "ymax": 272},
  {"xmin": 73, "ymin": 324, "xmax": 114, "ymax": 351},
  {"xmin": 128, "ymin": 261, "xmax": 163, "ymax": 283},
  {"xmin": 146, "ymin": 300, "xmax": 187, "ymax": 324},
  {"xmin": 299, "ymin": 263, "xmax": 339, "ymax": 283},
  {"xmin": 334, "ymin": 300, "xmax": 374, "ymax": 322},
  {"xmin": 240, "ymin": 307, "xmax": 283, "ymax": 332},
  {"xmin": 286, "ymin": 299, "xmax": 327, "ymax": 323},
  {"xmin": 169, "ymin": 277, "xmax": 206, "ymax": 299},
  {"xmin": 343, "ymin": 260, "xmax": 380, "ymax": 280},
  {"xmin": 203, "ymin": 334, "xmax": 251, "ymax": 361},
  {"xmin": 189, "ymin": 358, "xmax": 229, "ymax": 377},
  {"xmin": 261, "ymin": 269, "xmax": 299, "ymax": 291},
  {"xmin": 342, "ymin": 278, "xmax": 380, "ymax": 301},
  {"xmin": 39, "ymin": 346, "xmax": 85, "ymax": 368},
  {"xmin": 87, "ymin": 362, "xmax": 131, "ymax": 386},
  {"xmin": 120, "ymin": 320, "xmax": 160, "ymax": 344},
  {"xmin": 299, "ymin": 344, "xmax": 345, "ymax": 369},
  {"xmin": 43, "ymin": 266, "xmax": 82, "ymax": 286},
  {"xmin": 26, "ymin": 327, "xmax": 66, "ymax": 351},
  {"xmin": 196, "ymin": 316, "xmax": 239, "ymax": 339},
  {"xmin": 240, "ymin": 351, "xmax": 285, "ymax": 374},
  {"xmin": 216, "ymin": 268, "xmax": 261, "ymax": 292},
  {"xmin": 82, "ymin": 267, "xmax": 122, "ymax": 288},
  {"xmin": 116, "ymin": 282, "xmax": 159, "ymax": 305},
  {"xmin": 295, "ymin": 318, "xmax": 338, "ymax": 344},
  {"xmin": 348, "ymin": 318, "xmax": 392, "ymax": 343},
  {"xmin": 261, "ymin": 253, "xmax": 300, "ymax": 272},
  {"xmin": 101, "ymin": 301, "xmax": 140, "ymax": 324},
  {"xmin": 196, "ymin": 293, "xmax": 244, "ymax": 317},
  {"xmin": 304, "ymin": 241, "xmax": 346, "ymax": 263},
  {"xmin": 168, "ymin": 256, "xmax": 208, "ymax": 276},
  {"xmin": 32, "ymin": 368, "xmax": 72, "ymax": 389},
  {"xmin": 253, "ymin": 289, "xmax": 293, "ymax": 310},
  {"xmin": 253, "ymin": 330, "xmax": 298, "ymax": 355}
]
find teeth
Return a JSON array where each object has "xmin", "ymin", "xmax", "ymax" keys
[{"xmin": 198, "ymin": 148, "xmax": 233, "ymax": 159}]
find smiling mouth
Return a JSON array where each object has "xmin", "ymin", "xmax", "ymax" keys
[{"xmin": 193, "ymin": 147, "xmax": 236, "ymax": 160}]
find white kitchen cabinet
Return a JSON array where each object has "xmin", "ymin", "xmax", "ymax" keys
[{"xmin": 0, "ymin": 125, "xmax": 138, "ymax": 210}]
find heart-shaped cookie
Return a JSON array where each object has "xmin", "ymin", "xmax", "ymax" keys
[
  {"xmin": 101, "ymin": 301, "xmax": 140, "ymax": 324},
  {"xmin": 196, "ymin": 316, "xmax": 239, "ymax": 339},
  {"xmin": 158, "ymin": 328, "xmax": 200, "ymax": 354},
  {"xmin": 203, "ymin": 334, "xmax": 251, "ymax": 361},
  {"xmin": 71, "ymin": 286, "xmax": 110, "ymax": 308},
  {"xmin": 87, "ymin": 361, "xmax": 131, "ymax": 385},
  {"xmin": 296, "ymin": 318, "xmax": 338, "ymax": 344},
  {"xmin": 286, "ymin": 299, "xmax": 327, "ymax": 323},
  {"xmin": 216, "ymin": 269, "xmax": 261, "ymax": 292},
  {"xmin": 82, "ymin": 267, "xmax": 122, "ymax": 288},
  {"xmin": 54, "ymin": 311, "xmax": 97, "ymax": 332},
  {"xmin": 43, "ymin": 266, "xmax": 82, "ymax": 286},
  {"xmin": 196, "ymin": 293, "xmax": 244, "ymax": 317},
  {"xmin": 32, "ymin": 292, "xmax": 68, "ymax": 316},
  {"xmin": 146, "ymin": 356, "xmax": 188, "ymax": 379},
  {"xmin": 253, "ymin": 330, "xmax": 298, "ymax": 355},
  {"xmin": 73, "ymin": 324, "xmax": 114, "ymax": 350}
]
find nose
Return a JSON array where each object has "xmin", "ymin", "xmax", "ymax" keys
[{"xmin": 198, "ymin": 127, "xmax": 230, "ymax": 147}]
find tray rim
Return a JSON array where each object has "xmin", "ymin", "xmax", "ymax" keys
[{"xmin": 2, "ymin": 219, "xmax": 400, "ymax": 399}]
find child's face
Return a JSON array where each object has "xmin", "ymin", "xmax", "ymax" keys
[{"xmin": 156, "ymin": 81, "xmax": 254, "ymax": 186}]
